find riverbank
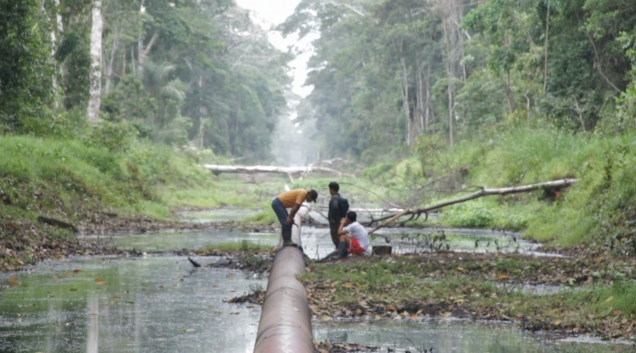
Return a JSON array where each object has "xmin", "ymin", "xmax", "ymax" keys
[{"xmin": 301, "ymin": 252, "xmax": 636, "ymax": 342}]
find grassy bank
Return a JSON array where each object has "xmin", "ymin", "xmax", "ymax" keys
[
  {"xmin": 0, "ymin": 132, "xmax": 385, "ymax": 269},
  {"xmin": 368, "ymin": 127, "xmax": 636, "ymax": 252},
  {"xmin": 0, "ymin": 133, "xmax": 216, "ymax": 269},
  {"xmin": 305, "ymin": 254, "xmax": 636, "ymax": 340}
]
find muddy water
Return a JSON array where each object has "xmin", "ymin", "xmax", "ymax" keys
[
  {"xmin": 2, "ymin": 208, "xmax": 630, "ymax": 352},
  {"xmin": 314, "ymin": 321, "xmax": 633, "ymax": 353},
  {"xmin": 0, "ymin": 256, "xmax": 265, "ymax": 353},
  {"xmin": 82, "ymin": 230, "xmax": 279, "ymax": 252},
  {"xmin": 84, "ymin": 226, "xmax": 546, "ymax": 260},
  {"xmin": 179, "ymin": 209, "xmax": 260, "ymax": 224}
]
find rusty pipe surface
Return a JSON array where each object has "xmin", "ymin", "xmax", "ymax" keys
[{"xmin": 253, "ymin": 248, "xmax": 313, "ymax": 352}]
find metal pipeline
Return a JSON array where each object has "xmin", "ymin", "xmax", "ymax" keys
[{"xmin": 254, "ymin": 205, "xmax": 314, "ymax": 353}]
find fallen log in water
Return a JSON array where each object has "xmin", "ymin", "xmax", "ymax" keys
[
  {"xmin": 202, "ymin": 164, "xmax": 355, "ymax": 181},
  {"xmin": 367, "ymin": 178, "xmax": 579, "ymax": 232}
]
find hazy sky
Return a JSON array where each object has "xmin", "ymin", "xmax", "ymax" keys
[{"xmin": 235, "ymin": 0, "xmax": 316, "ymax": 97}]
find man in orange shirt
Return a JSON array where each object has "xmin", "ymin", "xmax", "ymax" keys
[{"xmin": 272, "ymin": 189, "xmax": 318, "ymax": 245}]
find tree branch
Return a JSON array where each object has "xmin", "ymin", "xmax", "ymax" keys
[{"xmin": 365, "ymin": 179, "xmax": 579, "ymax": 230}]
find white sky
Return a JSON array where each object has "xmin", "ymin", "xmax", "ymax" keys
[{"xmin": 235, "ymin": 0, "xmax": 317, "ymax": 97}]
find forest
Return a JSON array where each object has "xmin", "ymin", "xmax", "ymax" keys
[
  {"xmin": 1, "ymin": 0, "xmax": 289, "ymax": 161},
  {"xmin": 2, "ymin": 0, "xmax": 636, "ymax": 260},
  {"xmin": 3, "ymin": 1, "xmax": 636, "ymax": 349},
  {"xmin": 282, "ymin": 0, "xmax": 636, "ymax": 157},
  {"xmin": 280, "ymin": 0, "xmax": 636, "ymax": 253}
]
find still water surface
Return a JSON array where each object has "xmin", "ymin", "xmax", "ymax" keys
[
  {"xmin": 0, "ymin": 256, "xmax": 264, "ymax": 353},
  {"xmin": 0, "ymin": 209, "xmax": 631, "ymax": 352}
]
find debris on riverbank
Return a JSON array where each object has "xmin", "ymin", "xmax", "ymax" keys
[
  {"xmin": 315, "ymin": 342, "xmax": 379, "ymax": 352},
  {"xmin": 303, "ymin": 252, "xmax": 636, "ymax": 341}
]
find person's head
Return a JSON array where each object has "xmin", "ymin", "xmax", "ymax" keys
[
  {"xmin": 345, "ymin": 211, "xmax": 357, "ymax": 225},
  {"xmin": 306, "ymin": 189, "xmax": 318, "ymax": 203},
  {"xmin": 328, "ymin": 181, "xmax": 340, "ymax": 195}
]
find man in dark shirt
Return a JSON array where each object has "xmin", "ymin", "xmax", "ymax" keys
[{"xmin": 328, "ymin": 181, "xmax": 344, "ymax": 248}]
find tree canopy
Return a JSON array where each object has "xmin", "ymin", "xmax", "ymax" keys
[
  {"xmin": 281, "ymin": 0, "xmax": 636, "ymax": 161},
  {"xmin": 0, "ymin": 0, "xmax": 290, "ymax": 162}
]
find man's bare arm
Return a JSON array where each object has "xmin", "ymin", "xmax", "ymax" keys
[
  {"xmin": 338, "ymin": 218, "xmax": 348, "ymax": 236},
  {"xmin": 287, "ymin": 203, "xmax": 301, "ymax": 224}
]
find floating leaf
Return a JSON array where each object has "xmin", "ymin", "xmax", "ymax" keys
[
  {"xmin": 73, "ymin": 269, "xmax": 82, "ymax": 273},
  {"xmin": 70, "ymin": 288, "xmax": 78, "ymax": 291},
  {"xmin": 9, "ymin": 278, "xmax": 20, "ymax": 285}
]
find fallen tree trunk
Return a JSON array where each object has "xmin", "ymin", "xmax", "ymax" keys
[
  {"xmin": 367, "ymin": 178, "xmax": 578, "ymax": 231},
  {"xmin": 37, "ymin": 216, "xmax": 79, "ymax": 233},
  {"xmin": 202, "ymin": 164, "xmax": 355, "ymax": 181}
]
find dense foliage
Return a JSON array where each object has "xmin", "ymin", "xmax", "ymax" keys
[
  {"xmin": 0, "ymin": 0, "xmax": 289, "ymax": 162},
  {"xmin": 0, "ymin": 1, "xmax": 56, "ymax": 133},
  {"xmin": 282, "ymin": 0, "xmax": 636, "ymax": 160}
]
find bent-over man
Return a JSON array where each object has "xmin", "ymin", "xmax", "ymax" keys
[
  {"xmin": 271, "ymin": 189, "xmax": 318, "ymax": 245},
  {"xmin": 335, "ymin": 211, "xmax": 369, "ymax": 259}
]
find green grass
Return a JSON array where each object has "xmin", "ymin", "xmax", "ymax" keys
[
  {"xmin": 303, "ymin": 257, "xmax": 636, "ymax": 337},
  {"xmin": 367, "ymin": 127, "xmax": 636, "ymax": 251},
  {"xmin": 0, "ymin": 134, "xmax": 216, "ymax": 268},
  {"xmin": 202, "ymin": 240, "xmax": 272, "ymax": 252},
  {"xmin": 240, "ymin": 210, "xmax": 277, "ymax": 224}
]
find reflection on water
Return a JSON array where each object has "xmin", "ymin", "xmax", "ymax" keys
[
  {"xmin": 80, "ymin": 225, "xmax": 553, "ymax": 260},
  {"xmin": 80, "ymin": 230, "xmax": 279, "ymax": 252},
  {"xmin": 179, "ymin": 209, "xmax": 260, "ymax": 224},
  {"xmin": 0, "ymin": 233, "xmax": 631, "ymax": 352},
  {"xmin": 314, "ymin": 321, "xmax": 632, "ymax": 353},
  {"xmin": 0, "ymin": 256, "xmax": 265, "ymax": 353}
]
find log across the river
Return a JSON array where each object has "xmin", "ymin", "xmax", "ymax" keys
[{"xmin": 202, "ymin": 164, "xmax": 355, "ymax": 180}]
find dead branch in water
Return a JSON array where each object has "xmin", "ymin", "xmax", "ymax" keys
[{"xmin": 365, "ymin": 179, "xmax": 578, "ymax": 232}]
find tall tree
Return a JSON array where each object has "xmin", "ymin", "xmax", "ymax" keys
[
  {"xmin": 0, "ymin": 0, "xmax": 55, "ymax": 133},
  {"xmin": 88, "ymin": 0, "xmax": 103, "ymax": 122}
]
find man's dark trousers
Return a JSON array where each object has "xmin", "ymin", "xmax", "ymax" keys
[{"xmin": 271, "ymin": 198, "xmax": 292, "ymax": 242}]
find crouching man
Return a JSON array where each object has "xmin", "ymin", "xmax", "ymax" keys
[
  {"xmin": 271, "ymin": 189, "xmax": 318, "ymax": 246},
  {"xmin": 335, "ymin": 211, "xmax": 370, "ymax": 259}
]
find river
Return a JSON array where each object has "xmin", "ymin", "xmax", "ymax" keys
[{"xmin": 0, "ymin": 208, "xmax": 631, "ymax": 352}]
